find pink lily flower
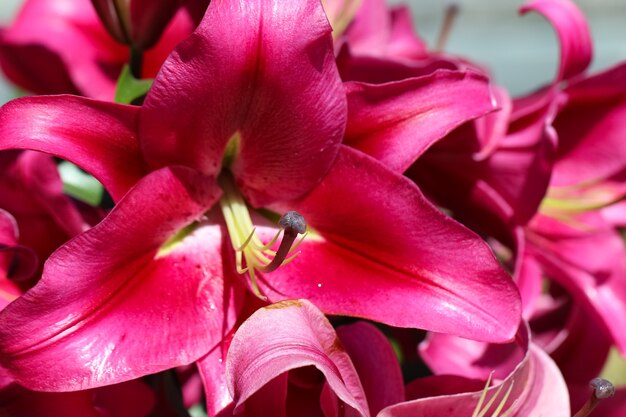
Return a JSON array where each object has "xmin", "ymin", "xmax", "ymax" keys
[
  {"xmin": 0, "ymin": 0, "xmax": 199, "ymax": 99},
  {"xmin": 0, "ymin": 0, "xmax": 520, "ymax": 392}
]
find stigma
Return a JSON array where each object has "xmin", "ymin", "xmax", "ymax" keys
[
  {"xmin": 219, "ymin": 174, "xmax": 307, "ymax": 300},
  {"xmin": 573, "ymin": 378, "xmax": 615, "ymax": 417}
]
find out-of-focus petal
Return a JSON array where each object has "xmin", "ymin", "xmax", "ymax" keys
[{"xmin": 520, "ymin": 0, "xmax": 592, "ymax": 82}]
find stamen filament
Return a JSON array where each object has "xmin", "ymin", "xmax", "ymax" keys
[
  {"xmin": 218, "ymin": 174, "xmax": 308, "ymax": 299},
  {"xmin": 472, "ymin": 373, "xmax": 515, "ymax": 417}
]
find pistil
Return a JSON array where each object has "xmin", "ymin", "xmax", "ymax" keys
[
  {"xmin": 218, "ymin": 174, "xmax": 307, "ymax": 299},
  {"xmin": 573, "ymin": 378, "xmax": 615, "ymax": 417},
  {"xmin": 435, "ymin": 2, "xmax": 460, "ymax": 51}
]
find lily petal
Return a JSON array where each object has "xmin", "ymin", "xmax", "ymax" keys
[
  {"xmin": 345, "ymin": 69, "xmax": 495, "ymax": 173},
  {"xmin": 520, "ymin": 0, "xmax": 592, "ymax": 82},
  {"xmin": 226, "ymin": 299, "xmax": 369, "ymax": 417},
  {"xmin": 526, "ymin": 215, "xmax": 626, "ymax": 354},
  {"xmin": 0, "ymin": 166, "xmax": 243, "ymax": 391},
  {"xmin": 264, "ymin": 146, "xmax": 521, "ymax": 343},
  {"xmin": 551, "ymin": 63, "xmax": 626, "ymax": 187},
  {"xmin": 0, "ymin": 96, "xmax": 146, "ymax": 202},
  {"xmin": 140, "ymin": 0, "xmax": 346, "ymax": 206},
  {"xmin": 337, "ymin": 322, "xmax": 404, "ymax": 415}
]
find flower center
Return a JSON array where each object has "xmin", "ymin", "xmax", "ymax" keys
[{"xmin": 218, "ymin": 173, "xmax": 307, "ymax": 300}]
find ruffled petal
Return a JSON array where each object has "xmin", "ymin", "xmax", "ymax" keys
[
  {"xmin": 226, "ymin": 299, "xmax": 369, "ymax": 417},
  {"xmin": 0, "ymin": 166, "xmax": 244, "ymax": 390},
  {"xmin": 0, "ymin": 96, "xmax": 146, "ymax": 202},
  {"xmin": 140, "ymin": 0, "xmax": 346, "ymax": 206}
]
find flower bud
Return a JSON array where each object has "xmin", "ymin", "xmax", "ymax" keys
[{"xmin": 91, "ymin": 0, "xmax": 181, "ymax": 49}]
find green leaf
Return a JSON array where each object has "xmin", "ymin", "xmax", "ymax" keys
[
  {"xmin": 114, "ymin": 64, "xmax": 153, "ymax": 104},
  {"xmin": 58, "ymin": 161, "xmax": 104, "ymax": 206}
]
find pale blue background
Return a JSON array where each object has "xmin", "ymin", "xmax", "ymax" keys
[{"xmin": 0, "ymin": 0, "xmax": 625, "ymax": 102}]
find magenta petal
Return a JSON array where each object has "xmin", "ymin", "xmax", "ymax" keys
[
  {"xmin": 520, "ymin": 0, "xmax": 592, "ymax": 82},
  {"xmin": 345, "ymin": 70, "xmax": 495, "ymax": 173},
  {"xmin": 265, "ymin": 146, "xmax": 521, "ymax": 342},
  {"xmin": 0, "ymin": 371, "xmax": 155, "ymax": 417},
  {"xmin": 197, "ymin": 339, "xmax": 235, "ymax": 416},
  {"xmin": 0, "ymin": 96, "xmax": 146, "ymax": 202},
  {"xmin": 140, "ymin": 0, "xmax": 346, "ymax": 206},
  {"xmin": 226, "ymin": 299, "xmax": 369, "ymax": 417},
  {"xmin": 8, "ymin": 151, "xmax": 86, "ymax": 237},
  {"xmin": 0, "ymin": 166, "xmax": 244, "ymax": 391},
  {"xmin": 337, "ymin": 322, "xmax": 404, "ymax": 415},
  {"xmin": 551, "ymin": 63, "xmax": 626, "ymax": 187},
  {"xmin": 526, "ymin": 216, "xmax": 626, "ymax": 354}
]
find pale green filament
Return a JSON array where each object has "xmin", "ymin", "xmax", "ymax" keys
[
  {"xmin": 219, "ymin": 175, "xmax": 307, "ymax": 299},
  {"xmin": 472, "ymin": 373, "xmax": 515, "ymax": 417}
]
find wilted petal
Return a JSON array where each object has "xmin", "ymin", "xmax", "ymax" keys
[
  {"xmin": 264, "ymin": 146, "xmax": 521, "ymax": 343},
  {"xmin": 345, "ymin": 70, "xmax": 495, "ymax": 173},
  {"xmin": 140, "ymin": 0, "xmax": 346, "ymax": 206},
  {"xmin": 520, "ymin": 0, "xmax": 592, "ymax": 82},
  {"xmin": 226, "ymin": 299, "xmax": 369, "ymax": 417},
  {"xmin": 0, "ymin": 96, "xmax": 146, "ymax": 202},
  {"xmin": 0, "ymin": 167, "xmax": 244, "ymax": 390}
]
